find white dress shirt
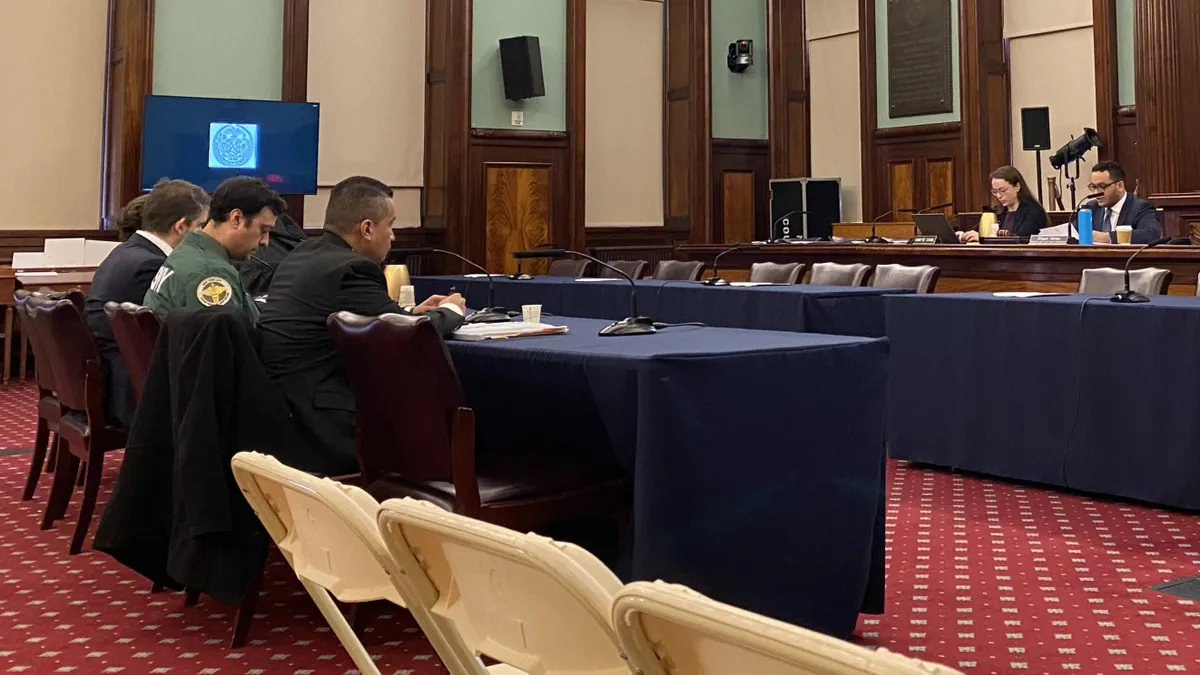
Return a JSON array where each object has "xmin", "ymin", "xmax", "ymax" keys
[
  {"xmin": 1101, "ymin": 193, "xmax": 1128, "ymax": 232},
  {"xmin": 135, "ymin": 230, "xmax": 174, "ymax": 256}
]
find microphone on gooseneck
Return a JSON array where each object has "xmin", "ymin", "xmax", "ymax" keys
[
  {"xmin": 1110, "ymin": 237, "xmax": 1172, "ymax": 304},
  {"xmin": 771, "ymin": 209, "xmax": 808, "ymax": 243},
  {"xmin": 392, "ymin": 248, "xmax": 510, "ymax": 323},
  {"xmin": 513, "ymin": 249, "xmax": 655, "ymax": 336},
  {"xmin": 702, "ymin": 243, "xmax": 752, "ymax": 286},
  {"xmin": 917, "ymin": 201, "xmax": 955, "ymax": 215},
  {"xmin": 866, "ymin": 210, "xmax": 896, "ymax": 244}
]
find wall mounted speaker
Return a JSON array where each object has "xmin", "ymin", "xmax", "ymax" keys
[
  {"xmin": 499, "ymin": 36, "xmax": 546, "ymax": 101},
  {"xmin": 1021, "ymin": 107, "xmax": 1051, "ymax": 151}
]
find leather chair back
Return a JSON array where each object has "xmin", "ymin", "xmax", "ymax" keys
[
  {"xmin": 103, "ymin": 302, "xmax": 162, "ymax": 404},
  {"xmin": 32, "ymin": 299, "xmax": 101, "ymax": 416},
  {"xmin": 871, "ymin": 264, "xmax": 941, "ymax": 294},
  {"xmin": 1079, "ymin": 267, "xmax": 1172, "ymax": 295},
  {"xmin": 14, "ymin": 291, "xmax": 56, "ymax": 394},
  {"xmin": 547, "ymin": 259, "xmax": 590, "ymax": 277},
  {"xmin": 327, "ymin": 312, "xmax": 465, "ymax": 485},
  {"xmin": 749, "ymin": 262, "xmax": 805, "ymax": 285},
  {"xmin": 653, "ymin": 260, "xmax": 705, "ymax": 281},
  {"xmin": 809, "ymin": 263, "xmax": 871, "ymax": 287},
  {"xmin": 601, "ymin": 260, "xmax": 648, "ymax": 280}
]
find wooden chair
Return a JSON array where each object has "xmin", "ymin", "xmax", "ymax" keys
[
  {"xmin": 808, "ymin": 263, "xmax": 872, "ymax": 287},
  {"xmin": 14, "ymin": 291, "xmax": 62, "ymax": 501},
  {"xmin": 102, "ymin": 302, "xmax": 161, "ymax": 404},
  {"xmin": 548, "ymin": 258, "xmax": 591, "ymax": 277},
  {"xmin": 33, "ymin": 298, "xmax": 127, "ymax": 554},
  {"xmin": 870, "ymin": 264, "xmax": 941, "ymax": 294},
  {"xmin": 377, "ymin": 496, "xmax": 629, "ymax": 675},
  {"xmin": 653, "ymin": 260, "xmax": 705, "ymax": 281},
  {"xmin": 1079, "ymin": 267, "xmax": 1172, "ymax": 295},
  {"xmin": 749, "ymin": 262, "xmax": 805, "ymax": 285},
  {"xmin": 600, "ymin": 260, "xmax": 648, "ymax": 280},
  {"xmin": 613, "ymin": 581, "xmax": 964, "ymax": 674},
  {"xmin": 327, "ymin": 312, "xmax": 630, "ymax": 534}
]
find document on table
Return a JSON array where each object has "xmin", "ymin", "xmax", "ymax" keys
[
  {"xmin": 451, "ymin": 321, "xmax": 569, "ymax": 341},
  {"xmin": 573, "ymin": 277, "xmax": 624, "ymax": 282},
  {"xmin": 463, "ymin": 273, "xmax": 491, "ymax": 278},
  {"xmin": 729, "ymin": 282, "xmax": 780, "ymax": 287},
  {"xmin": 992, "ymin": 292, "xmax": 1068, "ymax": 298}
]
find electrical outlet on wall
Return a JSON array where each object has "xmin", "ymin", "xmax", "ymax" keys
[{"xmin": 511, "ymin": 111, "xmax": 525, "ymax": 127}]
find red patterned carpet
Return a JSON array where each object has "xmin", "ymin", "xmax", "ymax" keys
[{"xmin": 1, "ymin": 382, "xmax": 1199, "ymax": 673}]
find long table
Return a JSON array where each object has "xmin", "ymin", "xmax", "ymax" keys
[
  {"xmin": 444, "ymin": 316, "xmax": 889, "ymax": 638},
  {"xmin": 415, "ymin": 275, "xmax": 910, "ymax": 337},
  {"xmin": 677, "ymin": 243, "xmax": 1200, "ymax": 296},
  {"xmin": 886, "ymin": 292, "xmax": 1200, "ymax": 511}
]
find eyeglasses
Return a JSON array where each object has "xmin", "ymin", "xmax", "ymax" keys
[
  {"xmin": 1087, "ymin": 180, "xmax": 1118, "ymax": 192},
  {"xmin": 990, "ymin": 185, "xmax": 1014, "ymax": 196}
]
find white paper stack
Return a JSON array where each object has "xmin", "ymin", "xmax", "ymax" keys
[
  {"xmin": 84, "ymin": 240, "xmax": 120, "ymax": 266},
  {"xmin": 11, "ymin": 252, "xmax": 45, "ymax": 270},
  {"xmin": 451, "ymin": 322, "xmax": 569, "ymax": 341},
  {"xmin": 42, "ymin": 238, "xmax": 87, "ymax": 267}
]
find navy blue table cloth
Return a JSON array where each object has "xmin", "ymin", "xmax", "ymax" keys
[
  {"xmin": 444, "ymin": 316, "xmax": 890, "ymax": 638},
  {"xmin": 887, "ymin": 293, "xmax": 1200, "ymax": 510},
  {"xmin": 414, "ymin": 275, "xmax": 909, "ymax": 337}
]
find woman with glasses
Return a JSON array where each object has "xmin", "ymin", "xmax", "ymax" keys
[{"xmin": 959, "ymin": 165, "xmax": 1048, "ymax": 243}]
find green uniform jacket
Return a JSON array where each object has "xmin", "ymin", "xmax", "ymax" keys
[{"xmin": 143, "ymin": 231, "xmax": 259, "ymax": 322}]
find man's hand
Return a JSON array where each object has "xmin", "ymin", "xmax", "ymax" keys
[
  {"xmin": 957, "ymin": 230, "xmax": 980, "ymax": 243},
  {"xmin": 439, "ymin": 293, "xmax": 466, "ymax": 314},
  {"xmin": 411, "ymin": 294, "xmax": 448, "ymax": 314}
]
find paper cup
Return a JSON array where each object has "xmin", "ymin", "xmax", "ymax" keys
[
  {"xmin": 522, "ymin": 304, "xmax": 542, "ymax": 324},
  {"xmin": 398, "ymin": 285, "xmax": 416, "ymax": 308}
]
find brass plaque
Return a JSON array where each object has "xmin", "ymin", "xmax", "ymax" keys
[{"xmin": 887, "ymin": 0, "xmax": 954, "ymax": 118}]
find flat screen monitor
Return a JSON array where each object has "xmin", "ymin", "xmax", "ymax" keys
[{"xmin": 141, "ymin": 95, "xmax": 319, "ymax": 195}]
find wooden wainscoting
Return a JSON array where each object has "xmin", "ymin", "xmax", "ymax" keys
[
  {"xmin": 1115, "ymin": 105, "xmax": 1139, "ymax": 190},
  {"xmin": 712, "ymin": 139, "xmax": 770, "ymax": 243},
  {"xmin": 872, "ymin": 124, "xmax": 962, "ymax": 220}
]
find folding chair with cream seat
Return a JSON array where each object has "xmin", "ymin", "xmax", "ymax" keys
[
  {"xmin": 376, "ymin": 496, "xmax": 631, "ymax": 675},
  {"xmin": 231, "ymin": 451, "xmax": 488, "ymax": 675},
  {"xmin": 808, "ymin": 262, "xmax": 872, "ymax": 287},
  {"xmin": 1078, "ymin": 267, "xmax": 1172, "ymax": 296},
  {"xmin": 612, "ymin": 581, "xmax": 963, "ymax": 675}
]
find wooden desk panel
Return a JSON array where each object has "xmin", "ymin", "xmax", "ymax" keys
[
  {"xmin": 678, "ymin": 244, "xmax": 1200, "ymax": 296},
  {"xmin": 15, "ymin": 271, "xmax": 95, "ymax": 293}
]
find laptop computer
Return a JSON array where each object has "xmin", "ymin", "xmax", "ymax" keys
[{"xmin": 913, "ymin": 213, "xmax": 961, "ymax": 245}]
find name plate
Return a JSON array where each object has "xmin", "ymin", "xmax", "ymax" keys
[
  {"xmin": 1029, "ymin": 234, "xmax": 1070, "ymax": 246},
  {"xmin": 910, "ymin": 235, "xmax": 940, "ymax": 245}
]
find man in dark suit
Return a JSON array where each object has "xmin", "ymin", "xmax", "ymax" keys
[
  {"xmin": 1086, "ymin": 161, "xmax": 1162, "ymax": 244},
  {"xmin": 258, "ymin": 176, "xmax": 465, "ymax": 474},
  {"xmin": 84, "ymin": 179, "xmax": 210, "ymax": 427}
]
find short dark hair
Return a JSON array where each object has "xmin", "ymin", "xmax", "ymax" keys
[
  {"xmin": 142, "ymin": 178, "xmax": 210, "ymax": 234},
  {"xmin": 324, "ymin": 176, "xmax": 393, "ymax": 235},
  {"xmin": 209, "ymin": 176, "xmax": 287, "ymax": 224},
  {"xmin": 1092, "ymin": 160, "xmax": 1126, "ymax": 182}
]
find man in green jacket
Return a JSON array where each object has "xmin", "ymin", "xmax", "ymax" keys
[{"xmin": 144, "ymin": 176, "xmax": 287, "ymax": 322}]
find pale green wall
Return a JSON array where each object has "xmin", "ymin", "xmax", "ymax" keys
[
  {"xmin": 711, "ymin": 0, "xmax": 768, "ymax": 140},
  {"xmin": 471, "ymin": 0, "xmax": 567, "ymax": 131},
  {"xmin": 875, "ymin": 0, "xmax": 960, "ymax": 128},
  {"xmin": 1116, "ymin": 0, "xmax": 1135, "ymax": 106},
  {"xmin": 152, "ymin": 0, "xmax": 284, "ymax": 100}
]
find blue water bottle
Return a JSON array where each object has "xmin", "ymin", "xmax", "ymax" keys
[{"xmin": 1077, "ymin": 208, "xmax": 1093, "ymax": 245}]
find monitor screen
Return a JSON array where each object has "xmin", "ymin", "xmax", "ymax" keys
[{"xmin": 141, "ymin": 95, "xmax": 320, "ymax": 195}]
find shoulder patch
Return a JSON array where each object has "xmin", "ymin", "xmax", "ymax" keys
[{"xmin": 196, "ymin": 276, "xmax": 234, "ymax": 307}]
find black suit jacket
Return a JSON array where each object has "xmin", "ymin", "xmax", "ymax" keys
[
  {"xmin": 258, "ymin": 232, "xmax": 464, "ymax": 474},
  {"xmin": 234, "ymin": 212, "xmax": 307, "ymax": 296},
  {"xmin": 84, "ymin": 234, "xmax": 168, "ymax": 427},
  {"xmin": 995, "ymin": 198, "xmax": 1048, "ymax": 238},
  {"xmin": 1087, "ymin": 194, "xmax": 1163, "ymax": 244}
]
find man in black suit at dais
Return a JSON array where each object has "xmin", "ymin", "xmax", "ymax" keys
[
  {"xmin": 85, "ymin": 179, "xmax": 210, "ymax": 427},
  {"xmin": 1085, "ymin": 160, "xmax": 1162, "ymax": 244},
  {"xmin": 258, "ymin": 176, "xmax": 465, "ymax": 474}
]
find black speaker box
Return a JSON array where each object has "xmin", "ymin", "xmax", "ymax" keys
[
  {"xmin": 1021, "ymin": 107, "xmax": 1051, "ymax": 151},
  {"xmin": 499, "ymin": 36, "xmax": 546, "ymax": 100}
]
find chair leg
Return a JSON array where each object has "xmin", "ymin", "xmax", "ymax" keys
[
  {"xmin": 18, "ymin": 329, "xmax": 28, "ymax": 381},
  {"xmin": 2, "ymin": 306, "xmax": 12, "ymax": 386},
  {"xmin": 69, "ymin": 453, "xmax": 104, "ymax": 555},
  {"xmin": 76, "ymin": 461, "xmax": 87, "ymax": 487},
  {"xmin": 45, "ymin": 433, "xmax": 58, "ymax": 473},
  {"xmin": 229, "ymin": 569, "xmax": 263, "ymax": 649},
  {"xmin": 150, "ymin": 583, "xmax": 164, "ymax": 593},
  {"xmin": 184, "ymin": 590, "xmax": 200, "ymax": 607},
  {"xmin": 22, "ymin": 419, "xmax": 51, "ymax": 501},
  {"xmin": 300, "ymin": 580, "xmax": 382, "ymax": 675},
  {"xmin": 41, "ymin": 452, "xmax": 78, "ymax": 530}
]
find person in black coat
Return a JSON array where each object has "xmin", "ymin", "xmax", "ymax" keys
[
  {"xmin": 84, "ymin": 179, "xmax": 210, "ymax": 427},
  {"xmin": 258, "ymin": 176, "xmax": 466, "ymax": 475},
  {"xmin": 959, "ymin": 165, "xmax": 1047, "ymax": 242},
  {"xmin": 1085, "ymin": 160, "xmax": 1162, "ymax": 244},
  {"xmin": 234, "ymin": 211, "xmax": 308, "ymax": 296}
]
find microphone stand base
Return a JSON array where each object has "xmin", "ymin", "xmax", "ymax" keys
[
  {"xmin": 465, "ymin": 307, "xmax": 512, "ymax": 323},
  {"xmin": 1110, "ymin": 290, "xmax": 1150, "ymax": 304},
  {"xmin": 701, "ymin": 277, "xmax": 730, "ymax": 286},
  {"xmin": 599, "ymin": 316, "xmax": 657, "ymax": 336},
  {"xmin": 864, "ymin": 236, "xmax": 889, "ymax": 244}
]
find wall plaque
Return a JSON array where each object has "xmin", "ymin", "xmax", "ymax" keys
[{"xmin": 887, "ymin": 0, "xmax": 954, "ymax": 118}]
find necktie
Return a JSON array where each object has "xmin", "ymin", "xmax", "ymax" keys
[{"xmin": 1101, "ymin": 208, "xmax": 1113, "ymax": 232}]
